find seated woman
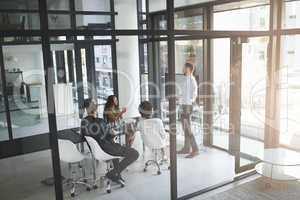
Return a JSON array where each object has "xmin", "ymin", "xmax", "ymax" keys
[
  {"xmin": 136, "ymin": 101, "xmax": 169, "ymax": 160},
  {"xmin": 81, "ymin": 99, "xmax": 139, "ymax": 184},
  {"xmin": 104, "ymin": 95, "xmax": 127, "ymax": 124}
]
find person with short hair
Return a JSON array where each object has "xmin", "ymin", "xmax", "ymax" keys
[
  {"xmin": 137, "ymin": 101, "xmax": 169, "ymax": 160},
  {"xmin": 81, "ymin": 98, "xmax": 139, "ymax": 184},
  {"xmin": 177, "ymin": 62, "xmax": 199, "ymax": 158}
]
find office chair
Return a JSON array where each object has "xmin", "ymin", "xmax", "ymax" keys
[
  {"xmin": 58, "ymin": 139, "xmax": 92, "ymax": 198},
  {"xmin": 84, "ymin": 136, "xmax": 124, "ymax": 193},
  {"xmin": 138, "ymin": 119, "xmax": 169, "ymax": 175}
]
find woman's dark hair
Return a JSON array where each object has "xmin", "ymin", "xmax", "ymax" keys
[
  {"xmin": 139, "ymin": 101, "xmax": 153, "ymax": 119},
  {"xmin": 104, "ymin": 95, "xmax": 118, "ymax": 111}
]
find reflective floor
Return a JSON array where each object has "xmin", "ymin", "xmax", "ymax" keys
[{"xmin": 0, "ymin": 147, "xmax": 235, "ymax": 200}]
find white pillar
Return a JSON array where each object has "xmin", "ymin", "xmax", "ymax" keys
[{"xmin": 115, "ymin": 0, "xmax": 141, "ymax": 118}]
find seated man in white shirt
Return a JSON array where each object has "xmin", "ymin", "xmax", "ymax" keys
[{"xmin": 136, "ymin": 101, "xmax": 169, "ymax": 161}]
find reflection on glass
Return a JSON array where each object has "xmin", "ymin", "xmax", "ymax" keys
[
  {"xmin": 214, "ymin": 5, "xmax": 270, "ymax": 31},
  {"xmin": 75, "ymin": 0, "xmax": 110, "ymax": 11},
  {"xmin": 47, "ymin": 0, "xmax": 69, "ymax": 10},
  {"xmin": 175, "ymin": 40, "xmax": 204, "ymax": 150},
  {"xmin": 94, "ymin": 45, "xmax": 114, "ymax": 105},
  {"xmin": 280, "ymin": 35, "xmax": 300, "ymax": 150},
  {"xmin": 0, "ymin": 65, "xmax": 9, "ymax": 141},
  {"xmin": 283, "ymin": 0, "xmax": 300, "ymax": 29},
  {"xmin": 240, "ymin": 37, "xmax": 268, "ymax": 166},
  {"xmin": 0, "ymin": 13, "xmax": 40, "ymax": 31},
  {"xmin": 141, "ymin": 74, "xmax": 149, "ymax": 101},
  {"xmin": 175, "ymin": 8, "xmax": 203, "ymax": 30},
  {"xmin": 48, "ymin": 14, "xmax": 71, "ymax": 30},
  {"xmin": 76, "ymin": 15, "xmax": 111, "ymax": 29},
  {"xmin": 212, "ymin": 38, "xmax": 230, "ymax": 150},
  {"xmin": 153, "ymin": 7, "xmax": 203, "ymax": 30},
  {"xmin": 0, "ymin": 0, "xmax": 38, "ymax": 10},
  {"xmin": 50, "ymin": 43, "xmax": 80, "ymax": 131},
  {"xmin": 2, "ymin": 45, "xmax": 49, "ymax": 139}
]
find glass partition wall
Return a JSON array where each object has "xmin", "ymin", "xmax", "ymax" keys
[{"xmin": 1, "ymin": 0, "xmax": 299, "ymax": 200}]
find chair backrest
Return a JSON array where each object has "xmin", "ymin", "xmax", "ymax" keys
[
  {"xmin": 85, "ymin": 136, "xmax": 116, "ymax": 161},
  {"xmin": 58, "ymin": 139, "xmax": 85, "ymax": 163},
  {"xmin": 138, "ymin": 118, "xmax": 166, "ymax": 149}
]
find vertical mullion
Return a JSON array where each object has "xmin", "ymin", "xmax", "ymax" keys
[
  {"xmin": 203, "ymin": 5, "xmax": 213, "ymax": 147},
  {"xmin": 74, "ymin": 44, "xmax": 85, "ymax": 119},
  {"xmin": 137, "ymin": 0, "xmax": 144, "ymax": 101},
  {"xmin": 67, "ymin": 50, "xmax": 75, "ymax": 83},
  {"xmin": 39, "ymin": 0, "xmax": 63, "ymax": 199},
  {"xmin": 229, "ymin": 38, "xmax": 242, "ymax": 173},
  {"xmin": 70, "ymin": 0, "xmax": 76, "ymax": 30},
  {"xmin": 0, "ymin": 46, "xmax": 13, "ymax": 141},
  {"xmin": 110, "ymin": 0, "xmax": 119, "ymax": 98},
  {"xmin": 89, "ymin": 43, "xmax": 97, "ymax": 100},
  {"xmin": 264, "ymin": 0, "xmax": 283, "ymax": 148},
  {"xmin": 167, "ymin": 0, "xmax": 177, "ymax": 200}
]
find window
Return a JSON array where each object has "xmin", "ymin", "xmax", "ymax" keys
[
  {"xmin": 214, "ymin": 1, "xmax": 270, "ymax": 31},
  {"xmin": 2, "ymin": 44, "xmax": 49, "ymax": 139},
  {"xmin": 280, "ymin": 35, "xmax": 300, "ymax": 150},
  {"xmin": 283, "ymin": 0, "xmax": 300, "ymax": 29},
  {"xmin": 0, "ymin": 0, "xmax": 40, "ymax": 31}
]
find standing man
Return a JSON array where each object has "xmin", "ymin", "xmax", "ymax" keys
[{"xmin": 177, "ymin": 62, "xmax": 199, "ymax": 158}]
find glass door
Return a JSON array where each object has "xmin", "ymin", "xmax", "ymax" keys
[{"xmin": 230, "ymin": 37, "xmax": 269, "ymax": 173}]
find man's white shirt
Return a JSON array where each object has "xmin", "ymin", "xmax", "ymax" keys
[{"xmin": 181, "ymin": 75, "xmax": 198, "ymax": 105}]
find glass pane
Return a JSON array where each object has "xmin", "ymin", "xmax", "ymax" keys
[
  {"xmin": 3, "ymin": 36, "xmax": 41, "ymax": 43},
  {"xmin": 2, "ymin": 44, "xmax": 49, "ymax": 139},
  {"xmin": 75, "ymin": 0, "xmax": 110, "ymax": 11},
  {"xmin": 240, "ymin": 37, "xmax": 268, "ymax": 167},
  {"xmin": 174, "ymin": 40, "xmax": 235, "ymax": 197},
  {"xmin": 94, "ymin": 45, "xmax": 114, "ymax": 106},
  {"xmin": 48, "ymin": 14, "xmax": 71, "ymax": 29},
  {"xmin": 0, "ymin": 0, "xmax": 39, "ymax": 10},
  {"xmin": 280, "ymin": 35, "xmax": 300, "ymax": 150},
  {"xmin": 212, "ymin": 38, "xmax": 230, "ymax": 150},
  {"xmin": 140, "ymin": 74, "xmax": 149, "ymax": 101},
  {"xmin": 76, "ymin": 15, "xmax": 111, "ymax": 29},
  {"xmin": 79, "ymin": 48, "xmax": 89, "ymax": 100},
  {"xmin": 0, "ymin": 65, "xmax": 9, "ymax": 141},
  {"xmin": 47, "ymin": 0, "xmax": 70, "ymax": 10},
  {"xmin": 175, "ymin": 8, "xmax": 203, "ymax": 30},
  {"xmin": 152, "ymin": 8, "xmax": 203, "ymax": 30},
  {"xmin": 149, "ymin": 0, "xmax": 166, "ymax": 12},
  {"xmin": 282, "ymin": 0, "xmax": 300, "ymax": 29},
  {"xmin": 50, "ymin": 43, "xmax": 81, "ymax": 131},
  {"xmin": 0, "ymin": 13, "xmax": 40, "ymax": 30},
  {"xmin": 214, "ymin": 4, "xmax": 270, "ymax": 31}
]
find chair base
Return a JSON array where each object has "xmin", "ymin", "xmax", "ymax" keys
[
  {"xmin": 92, "ymin": 160, "xmax": 125, "ymax": 193},
  {"xmin": 144, "ymin": 160, "xmax": 161, "ymax": 175},
  {"xmin": 64, "ymin": 178, "xmax": 92, "ymax": 198}
]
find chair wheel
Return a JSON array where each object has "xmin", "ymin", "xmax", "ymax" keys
[
  {"xmin": 120, "ymin": 183, "xmax": 125, "ymax": 188},
  {"xmin": 83, "ymin": 179, "xmax": 88, "ymax": 183},
  {"xmin": 86, "ymin": 187, "xmax": 91, "ymax": 191},
  {"xmin": 93, "ymin": 185, "xmax": 98, "ymax": 189},
  {"xmin": 143, "ymin": 168, "xmax": 147, "ymax": 172},
  {"xmin": 107, "ymin": 189, "xmax": 111, "ymax": 193},
  {"xmin": 71, "ymin": 193, "xmax": 75, "ymax": 198},
  {"xmin": 157, "ymin": 171, "xmax": 161, "ymax": 175}
]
